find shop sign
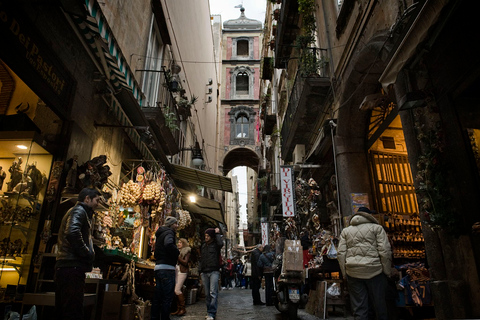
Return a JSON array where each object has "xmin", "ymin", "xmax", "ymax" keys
[
  {"xmin": 261, "ymin": 222, "xmax": 269, "ymax": 246},
  {"xmin": 0, "ymin": 3, "xmax": 74, "ymax": 118},
  {"xmin": 350, "ymin": 193, "xmax": 369, "ymax": 215},
  {"xmin": 280, "ymin": 166, "xmax": 295, "ymax": 217}
]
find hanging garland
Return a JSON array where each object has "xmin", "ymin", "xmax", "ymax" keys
[{"xmin": 414, "ymin": 97, "xmax": 461, "ymax": 235}]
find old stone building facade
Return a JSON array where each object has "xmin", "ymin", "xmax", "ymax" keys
[{"xmin": 260, "ymin": 0, "xmax": 480, "ymax": 318}]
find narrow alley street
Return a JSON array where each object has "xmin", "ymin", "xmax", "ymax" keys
[{"xmin": 174, "ymin": 286, "xmax": 352, "ymax": 320}]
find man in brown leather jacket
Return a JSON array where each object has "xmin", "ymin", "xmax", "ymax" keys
[{"xmin": 55, "ymin": 188, "xmax": 100, "ymax": 320}]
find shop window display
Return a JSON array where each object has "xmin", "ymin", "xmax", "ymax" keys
[{"xmin": 0, "ymin": 138, "xmax": 53, "ymax": 296}]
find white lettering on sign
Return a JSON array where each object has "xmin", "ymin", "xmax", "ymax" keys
[
  {"xmin": 261, "ymin": 222, "xmax": 268, "ymax": 246},
  {"xmin": 280, "ymin": 166, "xmax": 295, "ymax": 217}
]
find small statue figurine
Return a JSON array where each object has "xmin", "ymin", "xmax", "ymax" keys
[
  {"xmin": 22, "ymin": 241, "xmax": 29, "ymax": 254},
  {"xmin": 7, "ymin": 157, "xmax": 23, "ymax": 192},
  {"xmin": 0, "ymin": 166, "xmax": 6, "ymax": 190},
  {"xmin": 62, "ymin": 155, "xmax": 78, "ymax": 194}
]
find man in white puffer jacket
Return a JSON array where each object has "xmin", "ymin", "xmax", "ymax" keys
[{"xmin": 337, "ymin": 207, "xmax": 392, "ymax": 320}]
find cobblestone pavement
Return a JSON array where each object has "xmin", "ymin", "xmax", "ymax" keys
[{"xmin": 173, "ymin": 286, "xmax": 353, "ymax": 320}]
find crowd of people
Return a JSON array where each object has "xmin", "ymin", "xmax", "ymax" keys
[{"xmin": 53, "ymin": 190, "xmax": 391, "ymax": 320}]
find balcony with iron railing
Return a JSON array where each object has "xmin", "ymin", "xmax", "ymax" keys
[
  {"xmin": 142, "ymin": 68, "xmax": 185, "ymax": 155},
  {"xmin": 274, "ymin": 0, "xmax": 301, "ymax": 68},
  {"xmin": 280, "ymin": 48, "xmax": 331, "ymax": 161}
]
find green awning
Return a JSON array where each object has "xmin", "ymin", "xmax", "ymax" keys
[
  {"xmin": 171, "ymin": 165, "xmax": 233, "ymax": 192},
  {"xmin": 178, "ymin": 188, "xmax": 225, "ymax": 225}
]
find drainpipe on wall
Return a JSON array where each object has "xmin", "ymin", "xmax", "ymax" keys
[{"xmin": 329, "ymin": 119, "xmax": 342, "ymax": 235}]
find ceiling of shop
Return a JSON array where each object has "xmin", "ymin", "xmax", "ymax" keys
[{"xmin": 0, "ymin": 140, "xmax": 49, "ymax": 158}]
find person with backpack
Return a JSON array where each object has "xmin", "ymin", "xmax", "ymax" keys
[{"xmin": 258, "ymin": 245, "xmax": 275, "ymax": 306}]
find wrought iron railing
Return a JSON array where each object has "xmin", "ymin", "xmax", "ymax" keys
[{"xmin": 280, "ymin": 48, "xmax": 330, "ymax": 157}]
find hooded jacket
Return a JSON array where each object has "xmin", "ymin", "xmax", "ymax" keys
[
  {"xmin": 155, "ymin": 226, "xmax": 179, "ymax": 266},
  {"xmin": 337, "ymin": 211, "xmax": 392, "ymax": 279},
  {"xmin": 56, "ymin": 202, "xmax": 95, "ymax": 271}
]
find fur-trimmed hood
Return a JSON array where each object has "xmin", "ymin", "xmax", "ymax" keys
[
  {"xmin": 179, "ymin": 246, "xmax": 191, "ymax": 259},
  {"xmin": 349, "ymin": 211, "xmax": 379, "ymax": 226}
]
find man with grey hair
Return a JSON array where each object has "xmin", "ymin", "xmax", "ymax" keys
[{"xmin": 250, "ymin": 244, "xmax": 264, "ymax": 305}]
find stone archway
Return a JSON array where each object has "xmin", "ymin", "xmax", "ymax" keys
[
  {"xmin": 334, "ymin": 30, "xmax": 393, "ymax": 217},
  {"xmin": 222, "ymin": 147, "xmax": 260, "ymax": 175}
]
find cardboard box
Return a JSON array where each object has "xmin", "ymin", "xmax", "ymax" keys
[
  {"xmin": 284, "ymin": 240, "xmax": 301, "ymax": 249},
  {"xmin": 101, "ymin": 291, "xmax": 123, "ymax": 320},
  {"xmin": 137, "ymin": 304, "xmax": 151, "ymax": 319},
  {"xmin": 121, "ymin": 304, "xmax": 135, "ymax": 320},
  {"xmin": 283, "ymin": 244, "xmax": 303, "ymax": 271}
]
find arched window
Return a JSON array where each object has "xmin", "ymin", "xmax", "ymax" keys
[
  {"xmin": 236, "ymin": 114, "xmax": 249, "ymax": 138},
  {"xmin": 236, "ymin": 72, "xmax": 249, "ymax": 95},
  {"xmin": 237, "ymin": 40, "xmax": 249, "ymax": 56}
]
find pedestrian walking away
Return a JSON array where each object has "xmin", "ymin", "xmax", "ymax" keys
[
  {"xmin": 337, "ymin": 207, "xmax": 392, "ymax": 320},
  {"xmin": 152, "ymin": 216, "xmax": 180, "ymax": 320},
  {"xmin": 258, "ymin": 244, "xmax": 275, "ymax": 306},
  {"xmin": 55, "ymin": 188, "xmax": 100, "ymax": 320},
  {"xmin": 250, "ymin": 244, "xmax": 265, "ymax": 305},
  {"xmin": 199, "ymin": 227, "xmax": 224, "ymax": 320},
  {"xmin": 171, "ymin": 238, "xmax": 191, "ymax": 316}
]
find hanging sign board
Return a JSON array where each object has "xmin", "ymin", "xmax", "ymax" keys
[
  {"xmin": 261, "ymin": 222, "xmax": 269, "ymax": 246},
  {"xmin": 280, "ymin": 166, "xmax": 295, "ymax": 217}
]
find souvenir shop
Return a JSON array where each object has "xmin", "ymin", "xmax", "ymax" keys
[
  {"xmin": 268, "ymin": 114, "xmax": 433, "ymax": 319},
  {"xmin": 0, "ymin": 4, "xmax": 227, "ymax": 317}
]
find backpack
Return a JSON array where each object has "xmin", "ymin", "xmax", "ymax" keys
[{"xmin": 257, "ymin": 255, "xmax": 265, "ymax": 268}]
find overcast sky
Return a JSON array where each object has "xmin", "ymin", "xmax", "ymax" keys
[{"xmin": 209, "ymin": 0, "xmax": 267, "ymax": 25}]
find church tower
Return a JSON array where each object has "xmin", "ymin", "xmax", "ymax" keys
[{"xmin": 219, "ymin": 7, "xmax": 263, "ymax": 175}]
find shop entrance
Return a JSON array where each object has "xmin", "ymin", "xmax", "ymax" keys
[{"xmin": 367, "ymin": 113, "xmax": 433, "ymax": 316}]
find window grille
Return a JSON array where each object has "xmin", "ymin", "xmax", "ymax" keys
[{"xmin": 368, "ymin": 151, "xmax": 419, "ymax": 215}]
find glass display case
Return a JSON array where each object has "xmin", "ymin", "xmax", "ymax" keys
[{"xmin": 0, "ymin": 135, "xmax": 53, "ymax": 298}]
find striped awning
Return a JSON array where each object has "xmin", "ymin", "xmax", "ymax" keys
[
  {"xmin": 171, "ymin": 165, "xmax": 233, "ymax": 193},
  {"xmin": 73, "ymin": 0, "xmax": 144, "ymax": 105}
]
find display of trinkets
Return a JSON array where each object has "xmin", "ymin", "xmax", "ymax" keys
[
  {"xmin": 0, "ymin": 237, "xmax": 29, "ymax": 258},
  {"xmin": 176, "ymin": 208, "xmax": 192, "ymax": 231},
  {"xmin": 384, "ymin": 214, "xmax": 425, "ymax": 259}
]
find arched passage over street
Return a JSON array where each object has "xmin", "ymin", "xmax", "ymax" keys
[{"xmin": 222, "ymin": 147, "xmax": 260, "ymax": 175}]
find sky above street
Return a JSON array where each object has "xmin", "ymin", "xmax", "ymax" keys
[{"xmin": 209, "ymin": 0, "xmax": 267, "ymax": 25}]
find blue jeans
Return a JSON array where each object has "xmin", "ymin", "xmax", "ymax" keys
[
  {"xmin": 152, "ymin": 269, "xmax": 176, "ymax": 320},
  {"xmin": 201, "ymin": 271, "xmax": 220, "ymax": 318},
  {"xmin": 347, "ymin": 273, "xmax": 388, "ymax": 320}
]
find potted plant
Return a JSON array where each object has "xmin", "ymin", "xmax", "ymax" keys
[
  {"xmin": 177, "ymin": 94, "xmax": 198, "ymax": 118},
  {"xmin": 272, "ymin": 22, "xmax": 277, "ymax": 36},
  {"xmin": 270, "ymin": 39, "xmax": 276, "ymax": 50}
]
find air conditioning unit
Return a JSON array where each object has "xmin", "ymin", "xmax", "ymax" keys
[{"xmin": 293, "ymin": 144, "xmax": 305, "ymax": 164}]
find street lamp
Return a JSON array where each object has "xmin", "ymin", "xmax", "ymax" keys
[{"xmin": 181, "ymin": 141, "xmax": 204, "ymax": 167}]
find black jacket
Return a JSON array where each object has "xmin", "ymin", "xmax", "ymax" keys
[
  {"xmin": 154, "ymin": 226, "xmax": 179, "ymax": 266},
  {"xmin": 199, "ymin": 234, "xmax": 224, "ymax": 273},
  {"xmin": 251, "ymin": 248, "xmax": 263, "ymax": 277},
  {"xmin": 56, "ymin": 202, "xmax": 95, "ymax": 271}
]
